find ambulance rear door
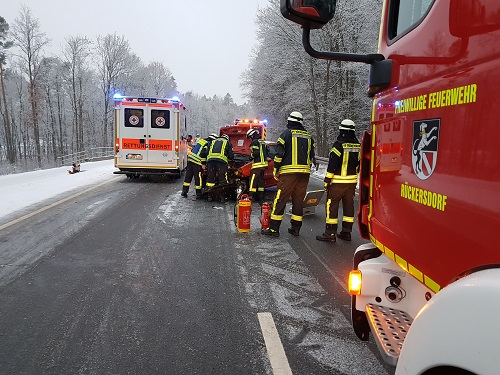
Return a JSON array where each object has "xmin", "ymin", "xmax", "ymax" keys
[
  {"xmin": 121, "ymin": 102, "xmax": 148, "ymax": 164},
  {"xmin": 147, "ymin": 103, "xmax": 176, "ymax": 167}
]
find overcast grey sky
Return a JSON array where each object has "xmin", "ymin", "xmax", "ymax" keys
[{"xmin": 1, "ymin": 0, "xmax": 270, "ymax": 105}]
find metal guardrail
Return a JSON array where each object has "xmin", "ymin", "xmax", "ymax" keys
[{"xmin": 56, "ymin": 147, "xmax": 114, "ymax": 166}]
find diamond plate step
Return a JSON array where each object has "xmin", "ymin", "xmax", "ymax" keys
[{"xmin": 365, "ymin": 303, "xmax": 413, "ymax": 366}]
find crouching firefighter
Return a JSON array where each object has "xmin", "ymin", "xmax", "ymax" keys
[
  {"xmin": 247, "ymin": 128, "xmax": 269, "ymax": 203},
  {"xmin": 182, "ymin": 135, "xmax": 210, "ymax": 199},
  {"xmin": 262, "ymin": 111, "xmax": 315, "ymax": 237}
]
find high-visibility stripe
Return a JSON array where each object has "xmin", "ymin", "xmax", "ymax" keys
[
  {"xmin": 292, "ymin": 136, "xmax": 298, "ymax": 166},
  {"xmin": 332, "ymin": 175, "xmax": 358, "ymax": 183},
  {"xmin": 279, "ymin": 165, "xmax": 310, "ymax": 174},
  {"xmin": 371, "ymin": 235, "xmax": 441, "ymax": 293},
  {"xmin": 341, "ymin": 150, "xmax": 349, "ymax": 176},
  {"xmin": 326, "ymin": 218, "xmax": 338, "ymax": 224},
  {"xmin": 291, "ymin": 214, "xmax": 302, "ymax": 222},
  {"xmin": 271, "ymin": 188, "xmax": 282, "ymax": 220},
  {"xmin": 343, "ymin": 216, "xmax": 354, "ymax": 223},
  {"xmin": 249, "ymin": 174, "xmax": 257, "ymax": 192}
]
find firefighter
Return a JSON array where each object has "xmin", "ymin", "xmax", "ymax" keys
[
  {"xmin": 199, "ymin": 133, "xmax": 219, "ymax": 192},
  {"xmin": 316, "ymin": 119, "xmax": 360, "ymax": 243},
  {"xmin": 247, "ymin": 128, "xmax": 269, "ymax": 203},
  {"xmin": 181, "ymin": 135, "xmax": 210, "ymax": 199},
  {"xmin": 206, "ymin": 133, "xmax": 234, "ymax": 202},
  {"xmin": 262, "ymin": 111, "xmax": 315, "ymax": 237}
]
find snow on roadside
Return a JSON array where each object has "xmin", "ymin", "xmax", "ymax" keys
[{"xmin": 0, "ymin": 159, "xmax": 118, "ymax": 221}]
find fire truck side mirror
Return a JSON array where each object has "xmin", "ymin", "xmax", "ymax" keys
[
  {"xmin": 280, "ymin": 0, "xmax": 337, "ymax": 29},
  {"xmin": 449, "ymin": 0, "xmax": 500, "ymax": 38}
]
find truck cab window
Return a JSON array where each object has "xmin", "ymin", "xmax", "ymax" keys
[{"xmin": 389, "ymin": 0, "xmax": 434, "ymax": 40}]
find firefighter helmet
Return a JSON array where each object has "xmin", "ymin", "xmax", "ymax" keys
[
  {"xmin": 246, "ymin": 128, "xmax": 259, "ymax": 139},
  {"xmin": 221, "ymin": 134, "xmax": 230, "ymax": 141},
  {"xmin": 209, "ymin": 133, "xmax": 218, "ymax": 140},
  {"xmin": 287, "ymin": 111, "xmax": 303, "ymax": 124},
  {"xmin": 339, "ymin": 119, "xmax": 355, "ymax": 131}
]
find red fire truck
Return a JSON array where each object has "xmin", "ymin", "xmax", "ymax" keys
[
  {"xmin": 282, "ymin": 1, "xmax": 500, "ymax": 374},
  {"xmin": 113, "ymin": 95, "xmax": 188, "ymax": 178},
  {"xmin": 215, "ymin": 119, "xmax": 277, "ymax": 197}
]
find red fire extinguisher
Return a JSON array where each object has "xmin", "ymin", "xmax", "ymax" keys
[
  {"xmin": 235, "ymin": 194, "xmax": 252, "ymax": 233},
  {"xmin": 260, "ymin": 201, "xmax": 270, "ymax": 230}
]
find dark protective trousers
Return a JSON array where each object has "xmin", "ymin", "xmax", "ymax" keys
[
  {"xmin": 206, "ymin": 160, "xmax": 229, "ymax": 187},
  {"xmin": 325, "ymin": 182, "xmax": 356, "ymax": 233},
  {"xmin": 249, "ymin": 167, "xmax": 266, "ymax": 201},
  {"xmin": 269, "ymin": 173, "xmax": 310, "ymax": 232},
  {"xmin": 182, "ymin": 161, "xmax": 203, "ymax": 196}
]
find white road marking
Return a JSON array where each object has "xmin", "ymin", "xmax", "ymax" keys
[
  {"xmin": 0, "ymin": 178, "xmax": 117, "ymax": 231},
  {"xmin": 257, "ymin": 312, "xmax": 293, "ymax": 375}
]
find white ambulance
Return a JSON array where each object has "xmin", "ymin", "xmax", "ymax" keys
[{"xmin": 113, "ymin": 95, "xmax": 188, "ymax": 178}]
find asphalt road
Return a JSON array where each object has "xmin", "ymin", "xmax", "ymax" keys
[{"xmin": 0, "ymin": 175, "xmax": 394, "ymax": 375}]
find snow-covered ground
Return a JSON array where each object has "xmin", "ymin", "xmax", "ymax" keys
[{"xmin": 0, "ymin": 159, "xmax": 119, "ymax": 222}]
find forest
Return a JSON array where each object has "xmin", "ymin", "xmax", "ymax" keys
[{"xmin": 0, "ymin": 0, "xmax": 381, "ymax": 174}]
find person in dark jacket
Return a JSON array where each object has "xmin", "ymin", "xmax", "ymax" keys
[
  {"xmin": 247, "ymin": 128, "xmax": 269, "ymax": 203},
  {"xmin": 205, "ymin": 133, "xmax": 234, "ymax": 202},
  {"xmin": 262, "ymin": 111, "xmax": 315, "ymax": 237},
  {"xmin": 316, "ymin": 119, "xmax": 360, "ymax": 243}
]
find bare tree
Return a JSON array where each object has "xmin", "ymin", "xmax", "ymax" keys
[
  {"xmin": 243, "ymin": 0, "xmax": 381, "ymax": 155},
  {"xmin": 63, "ymin": 36, "xmax": 92, "ymax": 155},
  {"xmin": 145, "ymin": 61, "xmax": 177, "ymax": 97},
  {"xmin": 95, "ymin": 33, "xmax": 133, "ymax": 146},
  {"xmin": 11, "ymin": 6, "xmax": 50, "ymax": 168},
  {"xmin": 0, "ymin": 16, "xmax": 15, "ymax": 164}
]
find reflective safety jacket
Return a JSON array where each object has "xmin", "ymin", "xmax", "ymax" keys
[
  {"xmin": 250, "ymin": 139, "xmax": 269, "ymax": 169},
  {"xmin": 325, "ymin": 133, "xmax": 360, "ymax": 184},
  {"xmin": 188, "ymin": 138, "xmax": 208, "ymax": 165},
  {"xmin": 274, "ymin": 124, "xmax": 315, "ymax": 175},
  {"xmin": 206, "ymin": 137, "xmax": 234, "ymax": 164}
]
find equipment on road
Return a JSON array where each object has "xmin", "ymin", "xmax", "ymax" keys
[
  {"xmin": 113, "ymin": 95, "xmax": 188, "ymax": 179},
  {"xmin": 235, "ymin": 194, "xmax": 252, "ymax": 233},
  {"xmin": 260, "ymin": 201, "xmax": 270, "ymax": 230},
  {"xmin": 286, "ymin": 190, "xmax": 324, "ymax": 216},
  {"xmin": 281, "ymin": 1, "xmax": 500, "ymax": 374},
  {"xmin": 68, "ymin": 162, "xmax": 81, "ymax": 174}
]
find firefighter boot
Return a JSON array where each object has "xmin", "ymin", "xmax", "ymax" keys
[
  {"xmin": 181, "ymin": 187, "xmax": 188, "ymax": 198},
  {"xmin": 337, "ymin": 231, "xmax": 352, "ymax": 241},
  {"xmin": 287, "ymin": 219, "xmax": 301, "ymax": 237},
  {"xmin": 195, "ymin": 189, "xmax": 203, "ymax": 199},
  {"xmin": 262, "ymin": 219, "xmax": 280, "ymax": 237},
  {"xmin": 316, "ymin": 224, "xmax": 337, "ymax": 243}
]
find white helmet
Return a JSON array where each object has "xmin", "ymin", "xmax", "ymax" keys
[
  {"xmin": 287, "ymin": 111, "xmax": 303, "ymax": 124},
  {"xmin": 339, "ymin": 119, "xmax": 355, "ymax": 131},
  {"xmin": 209, "ymin": 133, "xmax": 218, "ymax": 140},
  {"xmin": 221, "ymin": 134, "xmax": 230, "ymax": 141},
  {"xmin": 246, "ymin": 128, "xmax": 259, "ymax": 139}
]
